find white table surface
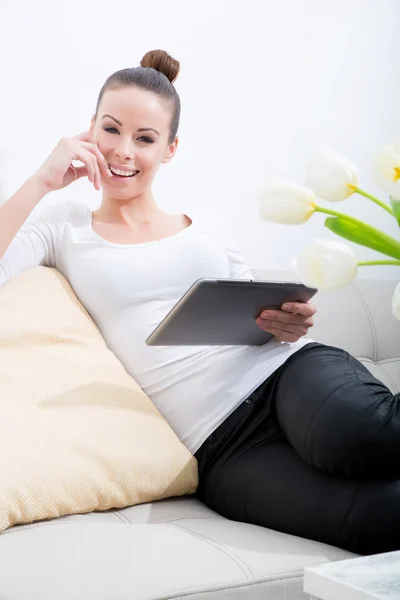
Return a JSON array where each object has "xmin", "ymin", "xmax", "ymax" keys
[{"xmin": 304, "ymin": 551, "xmax": 400, "ymax": 600}]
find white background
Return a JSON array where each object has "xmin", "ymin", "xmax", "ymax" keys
[{"xmin": 0, "ymin": 0, "xmax": 398, "ymax": 274}]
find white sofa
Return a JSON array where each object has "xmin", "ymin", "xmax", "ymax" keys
[{"xmin": 0, "ymin": 269, "xmax": 399, "ymax": 600}]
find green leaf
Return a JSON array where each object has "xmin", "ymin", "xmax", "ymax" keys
[
  {"xmin": 390, "ymin": 197, "xmax": 400, "ymax": 227},
  {"xmin": 324, "ymin": 217, "xmax": 400, "ymax": 260}
]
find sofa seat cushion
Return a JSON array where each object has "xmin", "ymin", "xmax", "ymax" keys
[{"xmin": 0, "ymin": 497, "xmax": 355, "ymax": 600}]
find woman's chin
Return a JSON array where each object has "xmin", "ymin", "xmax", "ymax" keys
[{"xmin": 101, "ymin": 179, "xmax": 144, "ymax": 200}]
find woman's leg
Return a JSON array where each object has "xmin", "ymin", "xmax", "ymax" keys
[
  {"xmin": 197, "ymin": 438, "xmax": 400, "ymax": 555},
  {"xmin": 274, "ymin": 343, "xmax": 400, "ymax": 479}
]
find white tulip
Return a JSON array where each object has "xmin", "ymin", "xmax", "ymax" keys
[
  {"xmin": 258, "ymin": 179, "xmax": 316, "ymax": 225},
  {"xmin": 393, "ymin": 140, "xmax": 400, "ymax": 157},
  {"xmin": 305, "ymin": 151, "xmax": 359, "ymax": 202},
  {"xmin": 392, "ymin": 283, "xmax": 400, "ymax": 321},
  {"xmin": 371, "ymin": 145, "xmax": 400, "ymax": 199},
  {"xmin": 296, "ymin": 239, "xmax": 358, "ymax": 291}
]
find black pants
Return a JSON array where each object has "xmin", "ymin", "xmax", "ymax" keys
[{"xmin": 194, "ymin": 343, "xmax": 400, "ymax": 555}]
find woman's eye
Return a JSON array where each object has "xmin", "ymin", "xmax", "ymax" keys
[
  {"xmin": 103, "ymin": 128, "xmax": 153, "ymax": 143},
  {"xmin": 138, "ymin": 136, "xmax": 154, "ymax": 144},
  {"xmin": 104, "ymin": 127, "xmax": 119, "ymax": 134}
]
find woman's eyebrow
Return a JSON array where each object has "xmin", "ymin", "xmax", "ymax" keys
[
  {"xmin": 101, "ymin": 114, "xmax": 123, "ymax": 126},
  {"xmin": 101, "ymin": 115, "xmax": 159, "ymax": 136},
  {"xmin": 137, "ymin": 128, "xmax": 160, "ymax": 136}
]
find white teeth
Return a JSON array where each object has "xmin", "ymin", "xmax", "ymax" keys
[{"xmin": 109, "ymin": 166, "xmax": 138, "ymax": 177}]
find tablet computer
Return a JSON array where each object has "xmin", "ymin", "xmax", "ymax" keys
[{"xmin": 145, "ymin": 278, "xmax": 317, "ymax": 346}]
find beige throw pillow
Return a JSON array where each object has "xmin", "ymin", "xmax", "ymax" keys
[{"xmin": 0, "ymin": 267, "xmax": 198, "ymax": 533}]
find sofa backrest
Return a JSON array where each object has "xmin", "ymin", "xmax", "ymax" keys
[{"xmin": 255, "ymin": 269, "xmax": 400, "ymax": 394}]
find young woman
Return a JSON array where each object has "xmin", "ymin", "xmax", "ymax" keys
[{"xmin": 0, "ymin": 50, "xmax": 399, "ymax": 555}]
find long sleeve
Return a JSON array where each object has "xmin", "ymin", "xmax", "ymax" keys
[
  {"xmin": 0, "ymin": 202, "xmax": 68, "ymax": 288},
  {"xmin": 209, "ymin": 214, "xmax": 255, "ymax": 280}
]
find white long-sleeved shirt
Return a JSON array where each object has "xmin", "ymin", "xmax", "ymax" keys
[{"xmin": 0, "ymin": 201, "xmax": 312, "ymax": 453}]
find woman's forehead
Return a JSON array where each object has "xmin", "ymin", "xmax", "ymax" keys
[{"xmin": 99, "ymin": 87, "xmax": 171, "ymax": 131}]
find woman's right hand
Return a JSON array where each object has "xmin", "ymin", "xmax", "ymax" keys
[{"xmin": 35, "ymin": 132, "xmax": 112, "ymax": 193}]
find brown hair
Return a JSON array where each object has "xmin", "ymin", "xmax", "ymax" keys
[{"xmin": 95, "ymin": 50, "xmax": 181, "ymax": 144}]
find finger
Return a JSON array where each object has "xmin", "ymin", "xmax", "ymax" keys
[
  {"xmin": 257, "ymin": 319, "xmax": 308, "ymax": 337},
  {"xmin": 93, "ymin": 155, "xmax": 101, "ymax": 190},
  {"xmin": 81, "ymin": 142, "xmax": 112, "ymax": 177},
  {"xmin": 88, "ymin": 156, "xmax": 97, "ymax": 187},
  {"xmin": 261, "ymin": 326, "xmax": 300, "ymax": 343},
  {"xmin": 86, "ymin": 153, "xmax": 100, "ymax": 190},
  {"xmin": 74, "ymin": 131, "xmax": 91, "ymax": 142},
  {"xmin": 74, "ymin": 164, "xmax": 100, "ymax": 191},
  {"xmin": 259, "ymin": 316, "xmax": 314, "ymax": 330},
  {"xmin": 281, "ymin": 301, "xmax": 316, "ymax": 317},
  {"xmin": 75, "ymin": 149, "xmax": 95, "ymax": 184},
  {"xmin": 87, "ymin": 143, "xmax": 111, "ymax": 177},
  {"xmin": 73, "ymin": 165, "xmax": 88, "ymax": 180},
  {"xmin": 259, "ymin": 310, "xmax": 308, "ymax": 325}
]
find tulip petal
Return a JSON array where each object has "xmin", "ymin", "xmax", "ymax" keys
[
  {"xmin": 324, "ymin": 217, "xmax": 400, "ymax": 260},
  {"xmin": 296, "ymin": 239, "xmax": 358, "ymax": 291},
  {"xmin": 258, "ymin": 180, "xmax": 316, "ymax": 225},
  {"xmin": 305, "ymin": 151, "xmax": 359, "ymax": 202},
  {"xmin": 371, "ymin": 146, "xmax": 400, "ymax": 198}
]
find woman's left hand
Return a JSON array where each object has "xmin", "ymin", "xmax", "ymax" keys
[{"xmin": 256, "ymin": 302, "xmax": 316, "ymax": 343}]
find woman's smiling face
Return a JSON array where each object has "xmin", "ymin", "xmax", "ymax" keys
[{"xmin": 90, "ymin": 86, "xmax": 178, "ymax": 200}]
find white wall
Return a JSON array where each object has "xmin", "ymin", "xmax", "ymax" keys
[{"xmin": 0, "ymin": 0, "xmax": 399, "ymax": 275}]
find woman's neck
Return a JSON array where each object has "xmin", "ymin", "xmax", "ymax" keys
[{"xmin": 95, "ymin": 191, "xmax": 161, "ymax": 227}]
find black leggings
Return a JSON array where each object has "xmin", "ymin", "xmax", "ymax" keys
[{"xmin": 194, "ymin": 343, "xmax": 400, "ymax": 555}]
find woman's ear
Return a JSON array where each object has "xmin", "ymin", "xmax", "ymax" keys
[{"xmin": 162, "ymin": 137, "xmax": 179, "ymax": 164}]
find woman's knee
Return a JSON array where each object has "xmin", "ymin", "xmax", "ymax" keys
[
  {"xmin": 342, "ymin": 479, "xmax": 400, "ymax": 555},
  {"xmin": 275, "ymin": 348, "xmax": 400, "ymax": 477},
  {"xmin": 302, "ymin": 388, "xmax": 398, "ymax": 477}
]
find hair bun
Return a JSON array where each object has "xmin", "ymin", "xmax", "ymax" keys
[{"xmin": 140, "ymin": 49, "xmax": 180, "ymax": 84}]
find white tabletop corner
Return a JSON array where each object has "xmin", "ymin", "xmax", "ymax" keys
[{"xmin": 304, "ymin": 551, "xmax": 400, "ymax": 600}]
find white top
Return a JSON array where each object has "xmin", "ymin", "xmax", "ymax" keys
[
  {"xmin": 304, "ymin": 551, "xmax": 400, "ymax": 600},
  {"xmin": 0, "ymin": 201, "xmax": 312, "ymax": 453}
]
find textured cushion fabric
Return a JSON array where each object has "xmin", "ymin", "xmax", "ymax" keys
[
  {"xmin": 0, "ymin": 497, "xmax": 355, "ymax": 600},
  {"xmin": 0, "ymin": 267, "xmax": 198, "ymax": 533}
]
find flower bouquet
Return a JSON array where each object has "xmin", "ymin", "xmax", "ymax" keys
[{"xmin": 258, "ymin": 145, "xmax": 400, "ymax": 321}]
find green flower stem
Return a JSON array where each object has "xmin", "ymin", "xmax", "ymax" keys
[
  {"xmin": 314, "ymin": 205, "xmax": 371, "ymax": 227},
  {"xmin": 390, "ymin": 197, "xmax": 400, "ymax": 227},
  {"xmin": 358, "ymin": 260, "xmax": 400, "ymax": 266},
  {"xmin": 352, "ymin": 186, "xmax": 393, "ymax": 215}
]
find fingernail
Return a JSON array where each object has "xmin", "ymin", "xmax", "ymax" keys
[{"xmin": 282, "ymin": 304, "xmax": 292, "ymax": 310}]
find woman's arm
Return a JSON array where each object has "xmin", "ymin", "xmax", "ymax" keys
[
  {"xmin": 0, "ymin": 175, "xmax": 47, "ymax": 259},
  {"xmin": 0, "ymin": 198, "xmax": 70, "ymax": 289}
]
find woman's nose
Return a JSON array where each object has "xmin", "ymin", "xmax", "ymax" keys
[{"xmin": 115, "ymin": 137, "xmax": 135, "ymax": 160}]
